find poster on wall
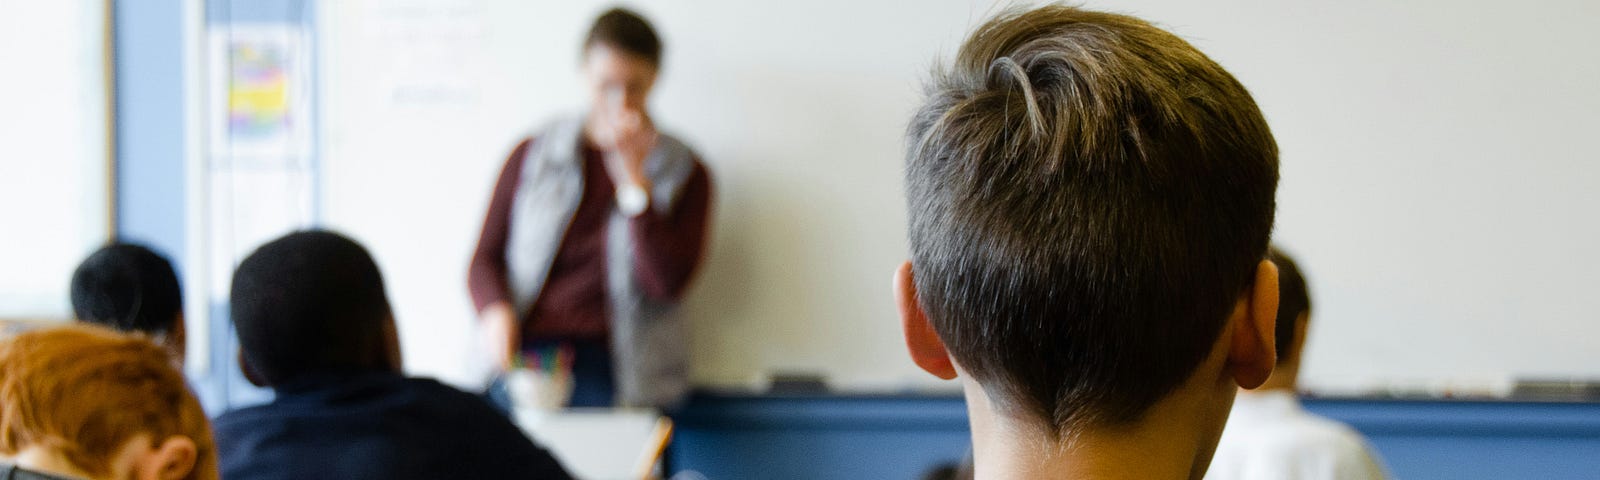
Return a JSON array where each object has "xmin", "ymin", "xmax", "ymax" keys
[
  {"xmin": 208, "ymin": 25, "xmax": 312, "ymax": 164},
  {"xmin": 204, "ymin": 24, "xmax": 317, "ymax": 298}
]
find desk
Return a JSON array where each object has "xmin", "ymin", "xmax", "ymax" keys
[
  {"xmin": 516, "ymin": 408, "xmax": 666, "ymax": 479},
  {"xmin": 669, "ymin": 392, "xmax": 1600, "ymax": 480}
]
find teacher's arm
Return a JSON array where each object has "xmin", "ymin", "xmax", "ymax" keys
[
  {"xmin": 469, "ymin": 139, "xmax": 533, "ymax": 369},
  {"xmin": 627, "ymin": 162, "xmax": 714, "ymax": 301}
]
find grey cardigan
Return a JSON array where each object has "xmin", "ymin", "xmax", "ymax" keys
[{"xmin": 505, "ymin": 115, "xmax": 698, "ymax": 408}]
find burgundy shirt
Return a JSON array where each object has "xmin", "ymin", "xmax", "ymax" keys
[{"xmin": 468, "ymin": 137, "xmax": 712, "ymax": 344}]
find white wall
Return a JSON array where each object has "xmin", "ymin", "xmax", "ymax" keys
[
  {"xmin": 318, "ymin": 0, "xmax": 984, "ymax": 390},
  {"xmin": 1128, "ymin": 0, "xmax": 1600, "ymax": 391},
  {"xmin": 0, "ymin": 0, "xmax": 109, "ymax": 320},
  {"xmin": 319, "ymin": 0, "xmax": 1600, "ymax": 393}
]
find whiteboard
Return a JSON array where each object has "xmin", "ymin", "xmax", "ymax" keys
[
  {"xmin": 0, "ymin": 0, "xmax": 111, "ymax": 321},
  {"xmin": 318, "ymin": 0, "xmax": 1600, "ymax": 394}
]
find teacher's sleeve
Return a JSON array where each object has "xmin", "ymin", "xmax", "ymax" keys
[
  {"xmin": 468, "ymin": 138, "xmax": 533, "ymax": 313},
  {"xmin": 628, "ymin": 161, "xmax": 713, "ymax": 302}
]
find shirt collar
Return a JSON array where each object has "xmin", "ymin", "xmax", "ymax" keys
[
  {"xmin": 273, "ymin": 370, "xmax": 403, "ymax": 394},
  {"xmin": 1231, "ymin": 389, "xmax": 1304, "ymax": 421}
]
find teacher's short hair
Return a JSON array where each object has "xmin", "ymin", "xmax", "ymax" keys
[
  {"xmin": 230, "ymin": 230, "xmax": 393, "ymax": 386},
  {"xmin": 903, "ymin": 5, "xmax": 1278, "ymax": 433},
  {"xmin": 584, "ymin": 7, "xmax": 662, "ymax": 66}
]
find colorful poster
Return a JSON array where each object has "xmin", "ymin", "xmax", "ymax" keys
[
  {"xmin": 203, "ymin": 25, "xmax": 316, "ymax": 297},
  {"xmin": 208, "ymin": 26, "xmax": 310, "ymax": 163},
  {"xmin": 228, "ymin": 41, "xmax": 290, "ymax": 141}
]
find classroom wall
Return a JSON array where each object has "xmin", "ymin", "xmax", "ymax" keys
[
  {"xmin": 315, "ymin": 0, "xmax": 993, "ymax": 389},
  {"xmin": 83, "ymin": 0, "xmax": 1596, "ymax": 400},
  {"xmin": 314, "ymin": 0, "xmax": 1600, "ymax": 393},
  {"xmin": 1222, "ymin": 0, "xmax": 1600, "ymax": 392},
  {"xmin": 0, "ymin": 0, "xmax": 111, "ymax": 319}
]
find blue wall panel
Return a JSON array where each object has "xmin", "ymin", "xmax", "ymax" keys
[
  {"xmin": 671, "ymin": 394, "xmax": 1600, "ymax": 480},
  {"xmin": 1307, "ymin": 400, "xmax": 1600, "ymax": 480},
  {"xmin": 671, "ymin": 394, "xmax": 972, "ymax": 480},
  {"xmin": 114, "ymin": 1, "xmax": 187, "ymax": 259}
]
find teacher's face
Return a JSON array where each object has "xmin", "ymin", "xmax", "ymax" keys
[{"xmin": 582, "ymin": 43, "xmax": 658, "ymax": 119}]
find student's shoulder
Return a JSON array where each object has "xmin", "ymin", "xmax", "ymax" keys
[
  {"xmin": 383, "ymin": 378, "xmax": 533, "ymax": 449},
  {"xmin": 399, "ymin": 376, "xmax": 490, "ymax": 404},
  {"xmin": 1294, "ymin": 413, "xmax": 1373, "ymax": 449},
  {"xmin": 1280, "ymin": 413, "xmax": 1387, "ymax": 471},
  {"xmin": 0, "ymin": 464, "xmax": 80, "ymax": 480},
  {"xmin": 1228, "ymin": 411, "xmax": 1371, "ymax": 454},
  {"xmin": 1301, "ymin": 414, "xmax": 1388, "ymax": 476},
  {"xmin": 211, "ymin": 399, "xmax": 289, "ymax": 432},
  {"xmin": 1213, "ymin": 415, "xmax": 1386, "ymax": 480},
  {"xmin": 398, "ymin": 378, "xmax": 574, "ymax": 478},
  {"xmin": 397, "ymin": 377, "xmax": 523, "ymax": 425}
]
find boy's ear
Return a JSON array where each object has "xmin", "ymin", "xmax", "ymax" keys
[
  {"xmin": 1230, "ymin": 259, "xmax": 1280, "ymax": 389},
  {"xmin": 167, "ymin": 313, "xmax": 187, "ymax": 367},
  {"xmin": 382, "ymin": 312, "xmax": 404, "ymax": 372},
  {"xmin": 895, "ymin": 261, "xmax": 957, "ymax": 380},
  {"xmin": 238, "ymin": 351, "xmax": 268, "ymax": 387},
  {"xmin": 142, "ymin": 436, "xmax": 198, "ymax": 480}
]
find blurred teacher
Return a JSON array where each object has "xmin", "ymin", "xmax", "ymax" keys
[{"xmin": 469, "ymin": 8, "xmax": 712, "ymax": 410}]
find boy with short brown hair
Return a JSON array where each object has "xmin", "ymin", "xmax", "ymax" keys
[{"xmin": 896, "ymin": 4, "xmax": 1281, "ymax": 478}]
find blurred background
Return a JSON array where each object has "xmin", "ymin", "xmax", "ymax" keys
[{"xmin": 4, "ymin": 1, "xmax": 1599, "ymax": 478}]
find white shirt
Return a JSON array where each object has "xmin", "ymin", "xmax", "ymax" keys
[{"xmin": 1206, "ymin": 390, "xmax": 1389, "ymax": 480}]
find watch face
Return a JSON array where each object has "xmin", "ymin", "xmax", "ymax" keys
[{"xmin": 618, "ymin": 184, "xmax": 649, "ymax": 216}]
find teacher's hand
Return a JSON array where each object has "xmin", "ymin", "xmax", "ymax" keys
[
  {"xmin": 598, "ymin": 108, "xmax": 658, "ymax": 195},
  {"xmin": 480, "ymin": 301, "xmax": 519, "ymax": 371}
]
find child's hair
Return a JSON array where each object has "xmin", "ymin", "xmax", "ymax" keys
[
  {"xmin": 903, "ymin": 5, "xmax": 1278, "ymax": 433},
  {"xmin": 70, "ymin": 243, "xmax": 183, "ymax": 336},
  {"xmin": 1268, "ymin": 247, "xmax": 1311, "ymax": 363},
  {"xmin": 0, "ymin": 324, "xmax": 216, "ymax": 479}
]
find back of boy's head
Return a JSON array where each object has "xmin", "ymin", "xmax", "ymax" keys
[
  {"xmin": 904, "ymin": 5, "xmax": 1278, "ymax": 432},
  {"xmin": 71, "ymin": 243, "xmax": 183, "ymax": 336},
  {"xmin": 0, "ymin": 324, "xmax": 216, "ymax": 480},
  {"xmin": 230, "ymin": 230, "xmax": 393, "ymax": 386},
  {"xmin": 1268, "ymin": 247, "xmax": 1311, "ymax": 364}
]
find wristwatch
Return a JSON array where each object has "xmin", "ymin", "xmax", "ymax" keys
[{"xmin": 617, "ymin": 182, "xmax": 650, "ymax": 217}]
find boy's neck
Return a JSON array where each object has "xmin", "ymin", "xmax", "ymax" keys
[
  {"xmin": 965, "ymin": 387, "xmax": 1233, "ymax": 479},
  {"xmin": 961, "ymin": 367, "xmax": 1237, "ymax": 479}
]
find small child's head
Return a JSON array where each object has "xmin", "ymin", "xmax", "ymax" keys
[
  {"xmin": 229, "ymin": 230, "xmax": 400, "ymax": 387},
  {"xmin": 1261, "ymin": 246, "xmax": 1312, "ymax": 389},
  {"xmin": 897, "ymin": 4, "xmax": 1280, "ymax": 437},
  {"xmin": 0, "ymin": 324, "xmax": 216, "ymax": 480},
  {"xmin": 70, "ymin": 243, "xmax": 186, "ymax": 365}
]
